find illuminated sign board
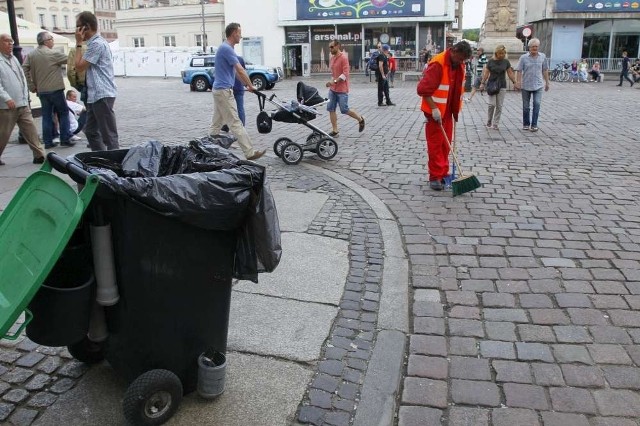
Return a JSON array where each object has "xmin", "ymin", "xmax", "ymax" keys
[
  {"xmin": 554, "ymin": 0, "xmax": 640, "ymax": 12},
  {"xmin": 297, "ymin": 0, "xmax": 427, "ymax": 20}
]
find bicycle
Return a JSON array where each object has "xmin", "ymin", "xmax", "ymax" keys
[{"xmin": 550, "ymin": 63, "xmax": 570, "ymax": 82}]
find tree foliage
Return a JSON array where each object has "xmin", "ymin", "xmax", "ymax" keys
[{"xmin": 463, "ymin": 29, "xmax": 480, "ymax": 41}]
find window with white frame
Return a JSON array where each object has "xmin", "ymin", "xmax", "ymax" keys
[
  {"xmin": 39, "ymin": 14, "xmax": 45, "ymax": 27},
  {"xmin": 63, "ymin": 15, "xmax": 69, "ymax": 28},
  {"xmin": 133, "ymin": 37, "xmax": 145, "ymax": 47},
  {"xmin": 195, "ymin": 34, "xmax": 207, "ymax": 47},
  {"xmin": 52, "ymin": 15, "xmax": 58, "ymax": 28},
  {"xmin": 163, "ymin": 36, "xmax": 176, "ymax": 47}
]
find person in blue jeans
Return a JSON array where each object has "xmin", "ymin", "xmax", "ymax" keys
[
  {"xmin": 22, "ymin": 31, "xmax": 75, "ymax": 148},
  {"xmin": 514, "ymin": 38, "xmax": 550, "ymax": 132},
  {"xmin": 616, "ymin": 51, "xmax": 634, "ymax": 87}
]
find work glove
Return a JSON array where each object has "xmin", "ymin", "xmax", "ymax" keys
[{"xmin": 431, "ymin": 109, "xmax": 442, "ymax": 123}]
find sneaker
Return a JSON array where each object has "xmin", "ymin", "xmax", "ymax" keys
[
  {"xmin": 246, "ymin": 149, "xmax": 266, "ymax": 161},
  {"xmin": 70, "ymin": 135, "xmax": 82, "ymax": 141},
  {"xmin": 60, "ymin": 140, "xmax": 76, "ymax": 147},
  {"xmin": 616, "ymin": 84, "xmax": 622, "ymax": 86},
  {"xmin": 378, "ymin": 103, "xmax": 385, "ymax": 106},
  {"xmin": 358, "ymin": 117, "xmax": 365, "ymax": 133},
  {"xmin": 52, "ymin": 137, "xmax": 60, "ymax": 143},
  {"xmin": 530, "ymin": 126, "xmax": 539, "ymax": 132},
  {"xmin": 429, "ymin": 180, "xmax": 444, "ymax": 191},
  {"xmin": 522, "ymin": 125, "xmax": 530, "ymax": 131},
  {"xmin": 386, "ymin": 102, "xmax": 396, "ymax": 106}
]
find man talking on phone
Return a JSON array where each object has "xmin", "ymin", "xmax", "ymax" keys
[{"xmin": 74, "ymin": 11, "xmax": 118, "ymax": 151}]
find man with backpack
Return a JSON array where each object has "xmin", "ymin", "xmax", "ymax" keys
[{"xmin": 375, "ymin": 44, "xmax": 394, "ymax": 106}]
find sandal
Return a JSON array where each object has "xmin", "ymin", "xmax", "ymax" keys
[
  {"xmin": 328, "ymin": 131, "xmax": 339, "ymax": 137},
  {"xmin": 358, "ymin": 117, "xmax": 365, "ymax": 132}
]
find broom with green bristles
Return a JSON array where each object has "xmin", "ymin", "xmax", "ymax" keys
[{"xmin": 439, "ymin": 123, "xmax": 481, "ymax": 197}]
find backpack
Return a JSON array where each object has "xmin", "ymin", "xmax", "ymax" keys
[{"xmin": 368, "ymin": 51, "xmax": 380, "ymax": 71}]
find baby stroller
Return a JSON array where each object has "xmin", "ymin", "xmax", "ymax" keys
[{"xmin": 255, "ymin": 82, "xmax": 338, "ymax": 165}]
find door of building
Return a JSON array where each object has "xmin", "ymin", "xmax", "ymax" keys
[
  {"xmin": 301, "ymin": 43, "xmax": 311, "ymax": 77},
  {"xmin": 283, "ymin": 44, "xmax": 310, "ymax": 78}
]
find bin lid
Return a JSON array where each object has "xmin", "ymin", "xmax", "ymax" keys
[{"xmin": 0, "ymin": 164, "xmax": 98, "ymax": 339}]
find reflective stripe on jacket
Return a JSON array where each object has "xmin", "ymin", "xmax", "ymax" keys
[{"xmin": 421, "ymin": 51, "xmax": 465, "ymax": 117}]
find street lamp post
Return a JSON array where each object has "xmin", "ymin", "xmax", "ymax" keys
[{"xmin": 200, "ymin": 0, "xmax": 207, "ymax": 53}]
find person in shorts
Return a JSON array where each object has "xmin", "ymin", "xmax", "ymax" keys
[{"xmin": 325, "ymin": 39, "xmax": 365, "ymax": 137}]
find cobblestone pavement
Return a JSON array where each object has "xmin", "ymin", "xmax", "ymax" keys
[{"xmin": 2, "ymin": 75, "xmax": 640, "ymax": 425}]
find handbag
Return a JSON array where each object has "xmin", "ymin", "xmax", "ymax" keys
[{"xmin": 486, "ymin": 77, "xmax": 500, "ymax": 96}]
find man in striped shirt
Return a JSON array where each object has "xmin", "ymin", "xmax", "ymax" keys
[{"xmin": 74, "ymin": 11, "xmax": 119, "ymax": 151}]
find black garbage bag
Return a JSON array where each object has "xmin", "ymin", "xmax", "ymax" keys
[{"xmin": 75, "ymin": 140, "xmax": 281, "ymax": 282}]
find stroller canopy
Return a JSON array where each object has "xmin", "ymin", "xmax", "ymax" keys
[{"xmin": 297, "ymin": 82, "xmax": 324, "ymax": 107}]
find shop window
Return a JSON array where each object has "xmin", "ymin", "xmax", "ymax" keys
[
  {"xmin": 582, "ymin": 20, "xmax": 611, "ymax": 59},
  {"xmin": 310, "ymin": 26, "xmax": 335, "ymax": 73}
]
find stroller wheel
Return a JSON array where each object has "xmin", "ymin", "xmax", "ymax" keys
[
  {"xmin": 316, "ymin": 137, "xmax": 338, "ymax": 160},
  {"xmin": 273, "ymin": 137, "xmax": 292, "ymax": 157},
  {"xmin": 281, "ymin": 142, "xmax": 303, "ymax": 165}
]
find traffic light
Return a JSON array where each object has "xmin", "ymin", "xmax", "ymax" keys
[{"xmin": 516, "ymin": 25, "xmax": 534, "ymax": 41}]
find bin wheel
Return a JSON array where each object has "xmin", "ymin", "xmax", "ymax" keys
[
  {"xmin": 316, "ymin": 137, "xmax": 338, "ymax": 160},
  {"xmin": 123, "ymin": 369, "xmax": 183, "ymax": 426},
  {"xmin": 273, "ymin": 137, "xmax": 292, "ymax": 157},
  {"xmin": 281, "ymin": 142, "xmax": 303, "ymax": 165},
  {"xmin": 67, "ymin": 337, "xmax": 106, "ymax": 364}
]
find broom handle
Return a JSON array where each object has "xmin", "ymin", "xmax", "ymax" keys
[{"xmin": 439, "ymin": 122, "xmax": 467, "ymax": 176}]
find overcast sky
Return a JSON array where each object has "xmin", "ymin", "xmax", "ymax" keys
[{"xmin": 463, "ymin": 0, "xmax": 487, "ymax": 29}]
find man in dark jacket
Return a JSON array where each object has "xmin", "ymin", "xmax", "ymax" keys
[{"xmin": 376, "ymin": 44, "xmax": 394, "ymax": 106}]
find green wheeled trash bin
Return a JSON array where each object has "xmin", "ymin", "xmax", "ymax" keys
[{"xmin": 61, "ymin": 140, "xmax": 281, "ymax": 426}]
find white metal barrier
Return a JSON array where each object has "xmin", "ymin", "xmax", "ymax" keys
[{"xmin": 111, "ymin": 48, "xmax": 198, "ymax": 78}]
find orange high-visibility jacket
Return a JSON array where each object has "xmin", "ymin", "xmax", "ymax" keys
[{"xmin": 420, "ymin": 51, "xmax": 465, "ymax": 117}]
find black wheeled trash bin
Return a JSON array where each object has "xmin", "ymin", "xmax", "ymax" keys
[{"xmin": 51, "ymin": 141, "xmax": 281, "ymax": 426}]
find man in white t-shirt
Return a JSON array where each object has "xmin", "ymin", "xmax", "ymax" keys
[{"xmin": 66, "ymin": 89, "xmax": 86, "ymax": 138}]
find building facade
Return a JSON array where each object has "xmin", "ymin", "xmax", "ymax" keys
[
  {"xmin": 0, "ymin": 0, "xmax": 94, "ymax": 38},
  {"xmin": 115, "ymin": 1, "xmax": 224, "ymax": 49},
  {"xmin": 524, "ymin": 0, "xmax": 640, "ymax": 67},
  {"xmin": 225, "ymin": 0, "xmax": 457, "ymax": 77},
  {"xmin": 95, "ymin": 0, "xmax": 118, "ymax": 41}
]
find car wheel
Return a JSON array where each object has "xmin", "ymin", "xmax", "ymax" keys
[
  {"xmin": 252, "ymin": 75, "xmax": 267, "ymax": 91},
  {"xmin": 193, "ymin": 76, "xmax": 209, "ymax": 92}
]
